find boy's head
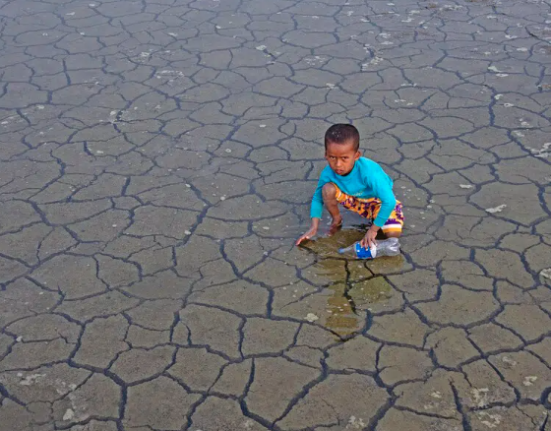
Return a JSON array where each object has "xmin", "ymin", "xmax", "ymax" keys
[{"xmin": 324, "ymin": 124, "xmax": 361, "ymax": 176}]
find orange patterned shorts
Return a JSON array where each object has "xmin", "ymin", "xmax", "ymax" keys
[{"xmin": 334, "ymin": 185, "xmax": 404, "ymax": 234}]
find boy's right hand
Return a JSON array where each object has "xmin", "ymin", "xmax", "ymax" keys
[{"xmin": 295, "ymin": 226, "xmax": 317, "ymax": 246}]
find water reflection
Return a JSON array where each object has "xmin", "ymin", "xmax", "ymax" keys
[{"xmin": 300, "ymin": 227, "xmax": 406, "ymax": 337}]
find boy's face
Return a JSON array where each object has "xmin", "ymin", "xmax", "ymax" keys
[{"xmin": 325, "ymin": 140, "xmax": 360, "ymax": 176}]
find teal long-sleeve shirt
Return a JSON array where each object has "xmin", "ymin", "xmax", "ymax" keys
[{"xmin": 310, "ymin": 157, "xmax": 397, "ymax": 227}]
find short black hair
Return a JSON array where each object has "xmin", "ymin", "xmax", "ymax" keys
[{"xmin": 324, "ymin": 124, "xmax": 360, "ymax": 151}]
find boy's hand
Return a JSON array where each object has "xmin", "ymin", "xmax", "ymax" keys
[
  {"xmin": 296, "ymin": 226, "xmax": 317, "ymax": 246},
  {"xmin": 361, "ymin": 225, "xmax": 379, "ymax": 249},
  {"xmin": 296, "ymin": 219, "xmax": 320, "ymax": 246}
]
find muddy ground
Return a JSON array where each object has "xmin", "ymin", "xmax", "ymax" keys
[{"xmin": 0, "ymin": 0, "xmax": 550, "ymax": 429}]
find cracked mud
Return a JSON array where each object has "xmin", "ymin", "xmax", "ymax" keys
[{"xmin": 0, "ymin": 0, "xmax": 550, "ymax": 430}]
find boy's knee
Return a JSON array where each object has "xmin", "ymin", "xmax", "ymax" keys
[
  {"xmin": 322, "ymin": 183, "xmax": 337, "ymax": 200},
  {"xmin": 384, "ymin": 230, "xmax": 402, "ymax": 238}
]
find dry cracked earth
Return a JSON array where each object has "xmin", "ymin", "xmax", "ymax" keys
[{"xmin": 0, "ymin": 0, "xmax": 551, "ymax": 429}]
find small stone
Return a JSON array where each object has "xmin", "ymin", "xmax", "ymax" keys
[
  {"xmin": 486, "ymin": 204, "xmax": 506, "ymax": 214},
  {"xmin": 523, "ymin": 376, "xmax": 537, "ymax": 386},
  {"xmin": 459, "ymin": 184, "xmax": 474, "ymax": 189},
  {"xmin": 62, "ymin": 408, "xmax": 75, "ymax": 421},
  {"xmin": 305, "ymin": 313, "xmax": 319, "ymax": 323}
]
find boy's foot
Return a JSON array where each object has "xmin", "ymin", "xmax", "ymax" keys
[{"xmin": 328, "ymin": 217, "xmax": 343, "ymax": 236}]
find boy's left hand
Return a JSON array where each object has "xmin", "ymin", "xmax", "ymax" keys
[{"xmin": 361, "ymin": 225, "xmax": 379, "ymax": 249}]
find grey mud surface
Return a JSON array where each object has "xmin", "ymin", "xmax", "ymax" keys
[{"xmin": 1, "ymin": 0, "xmax": 551, "ymax": 429}]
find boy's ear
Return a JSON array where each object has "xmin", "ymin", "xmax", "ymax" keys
[{"xmin": 354, "ymin": 150, "xmax": 361, "ymax": 160}]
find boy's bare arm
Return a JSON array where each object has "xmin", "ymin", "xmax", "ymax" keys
[{"xmin": 295, "ymin": 218, "xmax": 320, "ymax": 245}]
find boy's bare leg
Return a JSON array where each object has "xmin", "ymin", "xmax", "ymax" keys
[
  {"xmin": 322, "ymin": 183, "xmax": 342, "ymax": 235},
  {"xmin": 385, "ymin": 231, "xmax": 401, "ymax": 238},
  {"xmin": 380, "ymin": 230, "xmax": 401, "ymax": 239}
]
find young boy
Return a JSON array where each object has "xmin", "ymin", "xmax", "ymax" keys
[{"xmin": 296, "ymin": 124, "xmax": 404, "ymax": 249}]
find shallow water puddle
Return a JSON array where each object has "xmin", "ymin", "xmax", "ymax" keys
[{"xmin": 300, "ymin": 228, "xmax": 405, "ymax": 336}]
